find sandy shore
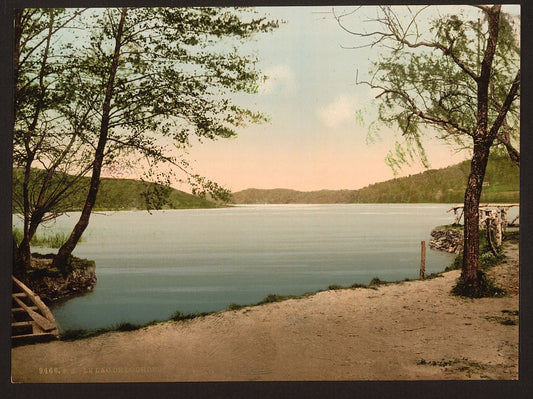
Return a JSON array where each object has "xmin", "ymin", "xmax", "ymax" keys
[{"xmin": 11, "ymin": 243, "xmax": 519, "ymax": 382}]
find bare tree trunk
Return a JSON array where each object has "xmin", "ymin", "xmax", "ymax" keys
[
  {"xmin": 52, "ymin": 8, "xmax": 128, "ymax": 270},
  {"xmin": 13, "ymin": 237, "xmax": 25, "ymax": 279},
  {"xmin": 461, "ymin": 141, "xmax": 492, "ymax": 284},
  {"xmin": 16, "ymin": 10, "xmax": 56, "ymax": 273},
  {"xmin": 459, "ymin": 5, "xmax": 502, "ymax": 288}
]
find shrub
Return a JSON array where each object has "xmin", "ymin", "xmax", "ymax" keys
[
  {"xmin": 350, "ymin": 283, "xmax": 367, "ymax": 289},
  {"xmin": 369, "ymin": 277, "xmax": 385, "ymax": 286},
  {"xmin": 226, "ymin": 303, "xmax": 244, "ymax": 311},
  {"xmin": 170, "ymin": 311, "xmax": 209, "ymax": 322},
  {"xmin": 116, "ymin": 322, "xmax": 142, "ymax": 332},
  {"xmin": 257, "ymin": 294, "xmax": 293, "ymax": 305},
  {"xmin": 451, "ymin": 271, "xmax": 506, "ymax": 298}
]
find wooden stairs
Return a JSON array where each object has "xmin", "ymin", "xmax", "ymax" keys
[{"xmin": 12, "ymin": 276, "xmax": 59, "ymax": 345}]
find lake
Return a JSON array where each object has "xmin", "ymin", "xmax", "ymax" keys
[{"xmin": 20, "ymin": 204, "xmax": 458, "ymax": 330}]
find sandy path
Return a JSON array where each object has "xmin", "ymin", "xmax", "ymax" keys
[{"xmin": 11, "ymin": 244, "xmax": 519, "ymax": 382}]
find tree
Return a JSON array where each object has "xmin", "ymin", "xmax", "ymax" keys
[
  {"xmin": 13, "ymin": 7, "xmax": 279, "ymax": 274},
  {"xmin": 334, "ymin": 5, "xmax": 520, "ymax": 294},
  {"xmin": 13, "ymin": 8, "xmax": 90, "ymax": 276}
]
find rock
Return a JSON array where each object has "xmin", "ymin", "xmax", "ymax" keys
[
  {"xmin": 429, "ymin": 227, "xmax": 464, "ymax": 254},
  {"xmin": 24, "ymin": 254, "xmax": 97, "ymax": 304}
]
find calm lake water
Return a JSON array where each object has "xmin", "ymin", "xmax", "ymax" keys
[{"xmin": 19, "ymin": 204, "xmax": 458, "ymax": 330}]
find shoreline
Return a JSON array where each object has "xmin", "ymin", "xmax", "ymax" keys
[{"xmin": 11, "ymin": 241, "xmax": 518, "ymax": 382}]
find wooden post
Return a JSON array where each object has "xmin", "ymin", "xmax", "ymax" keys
[{"xmin": 420, "ymin": 241, "xmax": 426, "ymax": 280}]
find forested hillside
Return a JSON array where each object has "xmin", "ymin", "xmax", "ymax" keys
[
  {"xmin": 13, "ymin": 170, "xmax": 217, "ymax": 212},
  {"xmin": 231, "ymin": 155, "xmax": 519, "ymax": 204}
]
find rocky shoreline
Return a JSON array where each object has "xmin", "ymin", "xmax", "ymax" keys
[
  {"xmin": 24, "ymin": 254, "xmax": 97, "ymax": 304},
  {"xmin": 429, "ymin": 226, "xmax": 464, "ymax": 254}
]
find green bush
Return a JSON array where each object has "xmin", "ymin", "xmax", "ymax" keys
[
  {"xmin": 369, "ymin": 277, "xmax": 385, "ymax": 286},
  {"xmin": 170, "ymin": 311, "xmax": 209, "ymax": 322},
  {"xmin": 350, "ymin": 283, "xmax": 367, "ymax": 289},
  {"xmin": 226, "ymin": 303, "xmax": 244, "ymax": 311},
  {"xmin": 451, "ymin": 271, "xmax": 506, "ymax": 298},
  {"xmin": 257, "ymin": 294, "xmax": 291, "ymax": 304}
]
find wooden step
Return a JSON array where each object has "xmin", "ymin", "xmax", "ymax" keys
[
  {"xmin": 11, "ymin": 275, "xmax": 59, "ymax": 344},
  {"xmin": 12, "ymin": 296, "xmax": 56, "ymax": 332},
  {"xmin": 11, "ymin": 321, "xmax": 34, "ymax": 328},
  {"xmin": 12, "ymin": 306, "xmax": 38, "ymax": 313}
]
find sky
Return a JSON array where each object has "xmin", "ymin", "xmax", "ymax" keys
[{"xmin": 134, "ymin": 5, "xmax": 519, "ymax": 193}]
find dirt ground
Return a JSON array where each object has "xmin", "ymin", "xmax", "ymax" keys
[{"xmin": 11, "ymin": 243, "xmax": 519, "ymax": 382}]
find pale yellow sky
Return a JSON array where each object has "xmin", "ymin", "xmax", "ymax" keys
[
  {"xmin": 101, "ymin": 5, "xmax": 517, "ymax": 193},
  {"xmin": 175, "ymin": 5, "xmax": 487, "ymax": 192}
]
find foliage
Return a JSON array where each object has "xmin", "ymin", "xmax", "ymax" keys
[
  {"xmin": 226, "ymin": 303, "xmax": 245, "ymax": 311},
  {"xmin": 451, "ymin": 270, "xmax": 505, "ymax": 298},
  {"xmin": 336, "ymin": 5, "xmax": 520, "ymax": 293},
  {"xmin": 445, "ymin": 229, "xmax": 508, "ymax": 272},
  {"xmin": 14, "ymin": 7, "xmax": 278, "ymax": 269},
  {"xmin": 13, "ymin": 168, "xmax": 218, "ymax": 211},
  {"xmin": 368, "ymin": 277, "xmax": 385, "ymax": 287},
  {"xmin": 257, "ymin": 294, "xmax": 294, "ymax": 305},
  {"xmin": 170, "ymin": 311, "xmax": 210, "ymax": 322},
  {"xmin": 231, "ymin": 154, "xmax": 518, "ymax": 204},
  {"xmin": 60, "ymin": 320, "xmax": 160, "ymax": 341},
  {"xmin": 12, "ymin": 227, "xmax": 71, "ymax": 249},
  {"xmin": 335, "ymin": 6, "xmax": 519, "ymax": 170}
]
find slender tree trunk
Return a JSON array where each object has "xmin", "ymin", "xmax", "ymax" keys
[
  {"xmin": 16, "ymin": 9, "xmax": 56, "ymax": 273},
  {"xmin": 459, "ymin": 5, "xmax": 502, "ymax": 288},
  {"xmin": 52, "ymin": 8, "xmax": 128, "ymax": 270},
  {"xmin": 13, "ymin": 237, "xmax": 25, "ymax": 279},
  {"xmin": 461, "ymin": 141, "xmax": 492, "ymax": 283}
]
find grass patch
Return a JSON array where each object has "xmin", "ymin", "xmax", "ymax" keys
[
  {"xmin": 486, "ymin": 317, "xmax": 517, "ymax": 326},
  {"xmin": 350, "ymin": 283, "xmax": 368, "ymax": 289},
  {"xmin": 451, "ymin": 271, "xmax": 506, "ymax": 298},
  {"xmin": 170, "ymin": 311, "xmax": 210, "ymax": 322},
  {"xmin": 226, "ymin": 303, "xmax": 245, "ymax": 311},
  {"xmin": 445, "ymin": 255, "xmax": 463, "ymax": 272},
  {"xmin": 485, "ymin": 310, "xmax": 519, "ymax": 326},
  {"xmin": 425, "ymin": 272, "xmax": 444, "ymax": 280},
  {"xmin": 13, "ymin": 227, "xmax": 79, "ymax": 249},
  {"xmin": 328, "ymin": 284, "xmax": 344, "ymax": 290},
  {"xmin": 445, "ymin": 237, "xmax": 506, "ymax": 272},
  {"xmin": 417, "ymin": 358, "xmax": 460, "ymax": 367},
  {"xmin": 60, "ymin": 311, "xmax": 212, "ymax": 341},
  {"xmin": 257, "ymin": 294, "xmax": 297, "ymax": 305},
  {"xmin": 449, "ymin": 231, "xmax": 512, "ymax": 298},
  {"xmin": 504, "ymin": 230, "xmax": 519, "ymax": 244},
  {"xmin": 60, "ymin": 320, "xmax": 163, "ymax": 341},
  {"xmin": 369, "ymin": 277, "xmax": 385, "ymax": 287},
  {"xmin": 24, "ymin": 253, "xmax": 94, "ymax": 278}
]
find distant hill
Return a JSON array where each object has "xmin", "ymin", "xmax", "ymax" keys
[
  {"xmin": 231, "ymin": 155, "xmax": 519, "ymax": 204},
  {"xmin": 12, "ymin": 169, "xmax": 218, "ymax": 212}
]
